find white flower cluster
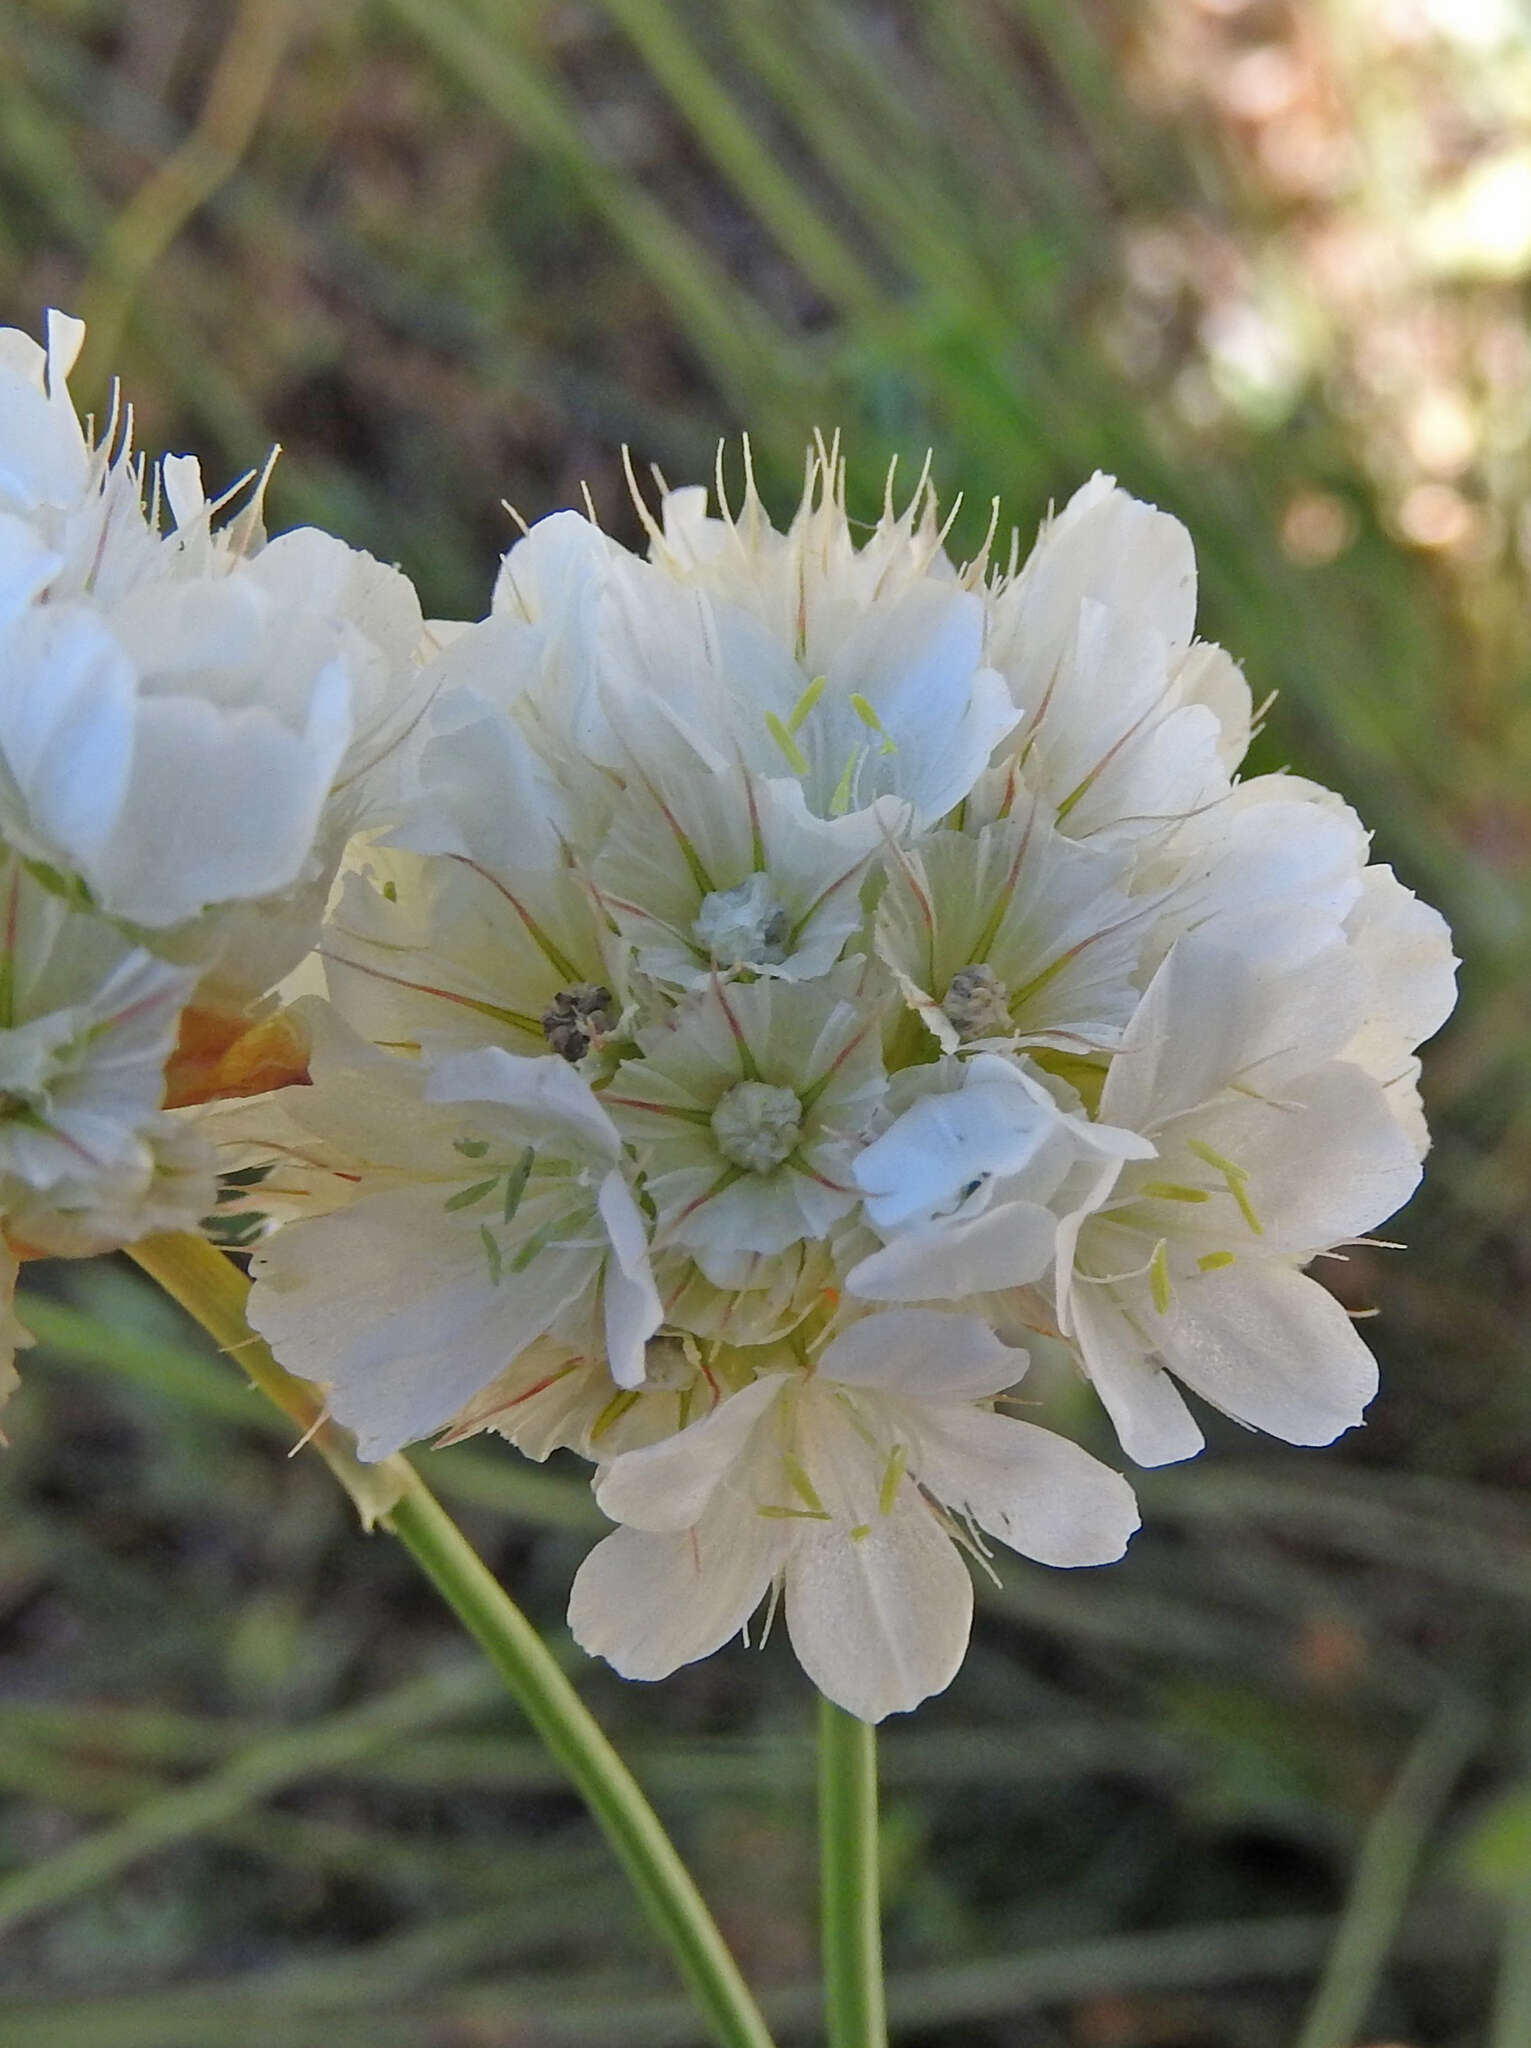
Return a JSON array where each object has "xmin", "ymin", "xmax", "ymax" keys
[
  {"xmin": 239, "ymin": 445, "xmax": 1453, "ymax": 1721},
  {"xmin": 0, "ymin": 315, "xmax": 433, "ymax": 1401},
  {"xmin": 0, "ymin": 313, "xmax": 1456, "ymax": 1721}
]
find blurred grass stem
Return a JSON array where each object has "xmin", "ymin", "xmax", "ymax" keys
[
  {"xmin": 1295, "ymin": 1697, "xmax": 1480, "ymax": 2048},
  {"xmin": 0, "ymin": 1664, "xmax": 497, "ymax": 1940},
  {"xmin": 77, "ymin": 0, "xmax": 296, "ymax": 397},
  {"xmin": 819, "ymin": 1694, "xmax": 888, "ymax": 2048},
  {"xmin": 124, "ymin": 1232, "xmax": 776, "ymax": 2048}
]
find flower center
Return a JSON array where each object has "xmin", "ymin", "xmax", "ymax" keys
[
  {"xmin": 541, "ymin": 984, "xmax": 615, "ymax": 1063},
  {"xmin": 641, "ymin": 1335, "xmax": 696, "ymax": 1391},
  {"xmin": 711, "ymin": 1080, "xmax": 803, "ymax": 1173},
  {"xmin": 941, "ymin": 962, "xmax": 1012, "ymax": 1039},
  {"xmin": 692, "ymin": 874, "xmax": 791, "ymax": 969}
]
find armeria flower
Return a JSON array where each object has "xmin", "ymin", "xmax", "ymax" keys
[
  {"xmin": 0, "ymin": 855, "xmax": 204, "ymax": 1221},
  {"xmin": 1054, "ymin": 922, "xmax": 1423, "ymax": 1465},
  {"xmin": 590, "ymin": 763, "xmax": 878, "ymax": 990},
  {"xmin": 568, "ymin": 1310, "xmax": 1139, "ymax": 1722},
  {"xmin": 846, "ymin": 1054, "xmax": 1153, "ymax": 1305},
  {"xmin": 874, "ymin": 792, "xmax": 1145, "ymax": 1056},
  {"xmin": 436, "ymin": 1329, "xmax": 730, "ymax": 1465},
  {"xmin": 603, "ymin": 963, "xmax": 886, "ymax": 1284},
  {"xmin": 407, "ymin": 445, "xmax": 1018, "ymax": 852},
  {"xmin": 320, "ymin": 846, "xmax": 623, "ymax": 1068},
  {"xmin": 0, "ymin": 312, "xmax": 144, "ymax": 614},
  {"xmin": 0, "ymin": 314, "xmax": 432, "ymax": 986},
  {"xmin": 974, "ymin": 472, "xmax": 1247, "ymax": 844},
  {"xmin": 247, "ymin": 1008, "xmax": 661, "ymax": 1459},
  {"xmin": 0, "ymin": 849, "xmax": 216, "ymax": 1412}
]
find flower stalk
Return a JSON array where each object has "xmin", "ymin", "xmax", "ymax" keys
[
  {"xmin": 819, "ymin": 1693, "xmax": 889, "ymax": 2048},
  {"xmin": 126, "ymin": 1232, "xmax": 776, "ymax": 2048}
]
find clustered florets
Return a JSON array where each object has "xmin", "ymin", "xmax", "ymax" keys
[{"xmin": 0, "ymin": 318, "xmax": 1457, "ymax": 1720}]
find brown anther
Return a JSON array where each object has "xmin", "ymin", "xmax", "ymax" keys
[{"xmin": 541, "ymin": 983, "xmax": 616, "ymax": 1063}]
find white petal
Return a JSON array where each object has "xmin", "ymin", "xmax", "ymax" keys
[
  {"xmin": 821, "ymin": 1310, "xmax": 1028, "ymax": 1400},
  {"xmin": 96, "ymin": 665, "xmax": 354, "ymax": 924},
  {"xmin": 1066, "ymin": 1282, "xmax": 1206, "ymax": 1466},
  {"xmin": 1174, "ymin": 640, "xmax": 1250, "ymax": 769},
  {"xmin": 852, "ymin": 1064, "xmax": 1063, "ymax": 1231},
  {"xmin": 592, "ymin": 1373, "xmax": 787, "ymax": 1531},
  {"xmin": 250, "ymin": 1185, "xmax": 593, "ymax": 1459},
  {"xmin": 1348, "ymin": 864, "xmax": 1459, "ymax": 1050},
  {"xmin": 569, "ymin": 1513, "xmax": 783, "ymax": 1681},
  {"xmin": 911, "ymin": 1407, "xmax": 1139, "ymax": 1566},
  {"xmin": 1100, "ymin": 922, "xmax": 1363, "ymax": 1132},
  {"xmin": 1181, "ymin": 1061, "xmax": 1422, "ymax": 1253},
  {"xmin": 0, "ymin": 512, "xmax": 61, "ymax": 626},
  {"xmin": 427, "ymin": 1044, "xmax": 621, "ymax": 1161},
  {"xmin": 1012, "ymin": 474, "xmax": 1198, "ymax": 665},
  {"xmin": 1159, "ymin": 1260, "xmax": 1379, "ymax": 1447},
  {"xmin": 785, "ymin": 1503, "xmax": 974, "ymax": 1721},
  {"xmin": 596, "ymin": 1169, "xmax": 664, "ymax": 1388},
  {"xmin": 0, "ymin": 606, "xmax": 134, "ymax": 871},
  {"xmin": 845, "ymin": 1200, "xmax": 1059, "ymax": 1300}
]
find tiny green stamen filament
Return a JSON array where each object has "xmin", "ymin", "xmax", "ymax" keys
[
  {"xmin": 765, "ymin": 712, "xmax": 810, "ymax": 774},
  {"xmin": 502, "ymin": 1145, "xmax": 536, "ymax": 1222},
  {"xmin": 787, "ymin": 675, "xmax": 827, "ymax": 731},
  {"xmin": 1198, "ymin": 1250, "xmax": 1236, "ymax": 1272},
  {"xmin": 878, "ymin": 1443, "xmax": 908, "ymax": 1516},
  {"xmin": 509, "ymin": 1209, "xmax": 579, "ymax": 1274},
  {"xmin": 591, "ymin": 1389, "xmax": 642, "ymax": 1441},
  {"xmin": 1186, "ymin": 1138, "xmax": 1243, "ymax": 1177},
  {"xmin": 1149, "ymin": 1239, "xmax": 1171, "ymax": 1315},
  {"xmin": 1227, "ymin": 1178, "xmax": 1264, "ymax": 1235},
  {"xmin": 1185, "ymin": 1140, "xmax": 1264, "ymax": 1236},
  {"xmin": 848, "ymin": 693, "xmax": 897, "ymax": 755},
  {"xmin": 444, "ymin": 1176, "xmax": 499, "ymax": 1212},
  {"xmin": 479, "ymin": 1224, "xmax": 503, "ymax": 1286},
  {"xmin": 783, "ymin": 1451, "xmax": 828, "ymax": 1517},
  {"xmin": 828, "ymin": 748, "xmax": 860, "ymax": 816},
  {"xmin": 1139, "ymin": 1181, "xmax": 1212, "ymax": 1203}
]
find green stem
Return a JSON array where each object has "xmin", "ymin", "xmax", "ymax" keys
[
  {"xmin": 125, "ymin": 1233, "xmax": 775, "ymax": 2048},
  {"xmin": 819, "ymin": 1693, "xmax": 888, "ymax": 2048}
]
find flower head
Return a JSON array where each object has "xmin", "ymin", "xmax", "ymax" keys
[{"xmin": 208, "ymin": 438, "xmax": 1454, "ymax": 1717}]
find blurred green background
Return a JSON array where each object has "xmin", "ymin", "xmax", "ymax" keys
[{"xmin": 2, "ymin": 1, "xmax": 1531, "ymax": 2042}]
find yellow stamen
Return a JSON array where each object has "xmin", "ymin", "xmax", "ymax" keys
[
  {"xmin": 787, "ymin": 675, "xmax": 827, "ymax": 731},
  {"xmin": 1186, "ymin": 1140, "xmax": 1264, "ymax": 1236},
  {"xmin": 828, "ymin": 748, "xmax": 860, "ymax": 816},
  {"xmin": 765, "ymin": 712, "xmax": 809, "ymax": 774},
  {"xmin": 782, "ymin": 1451, "xmax": 828, "ymax": 1516},
  {"xmin": 879, "ymin": 1443, "xmax": 909, "ymax": 1516},
  {"xmin": 849, "ymin": 692, "xmax": 897, "ymax": 754}
]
